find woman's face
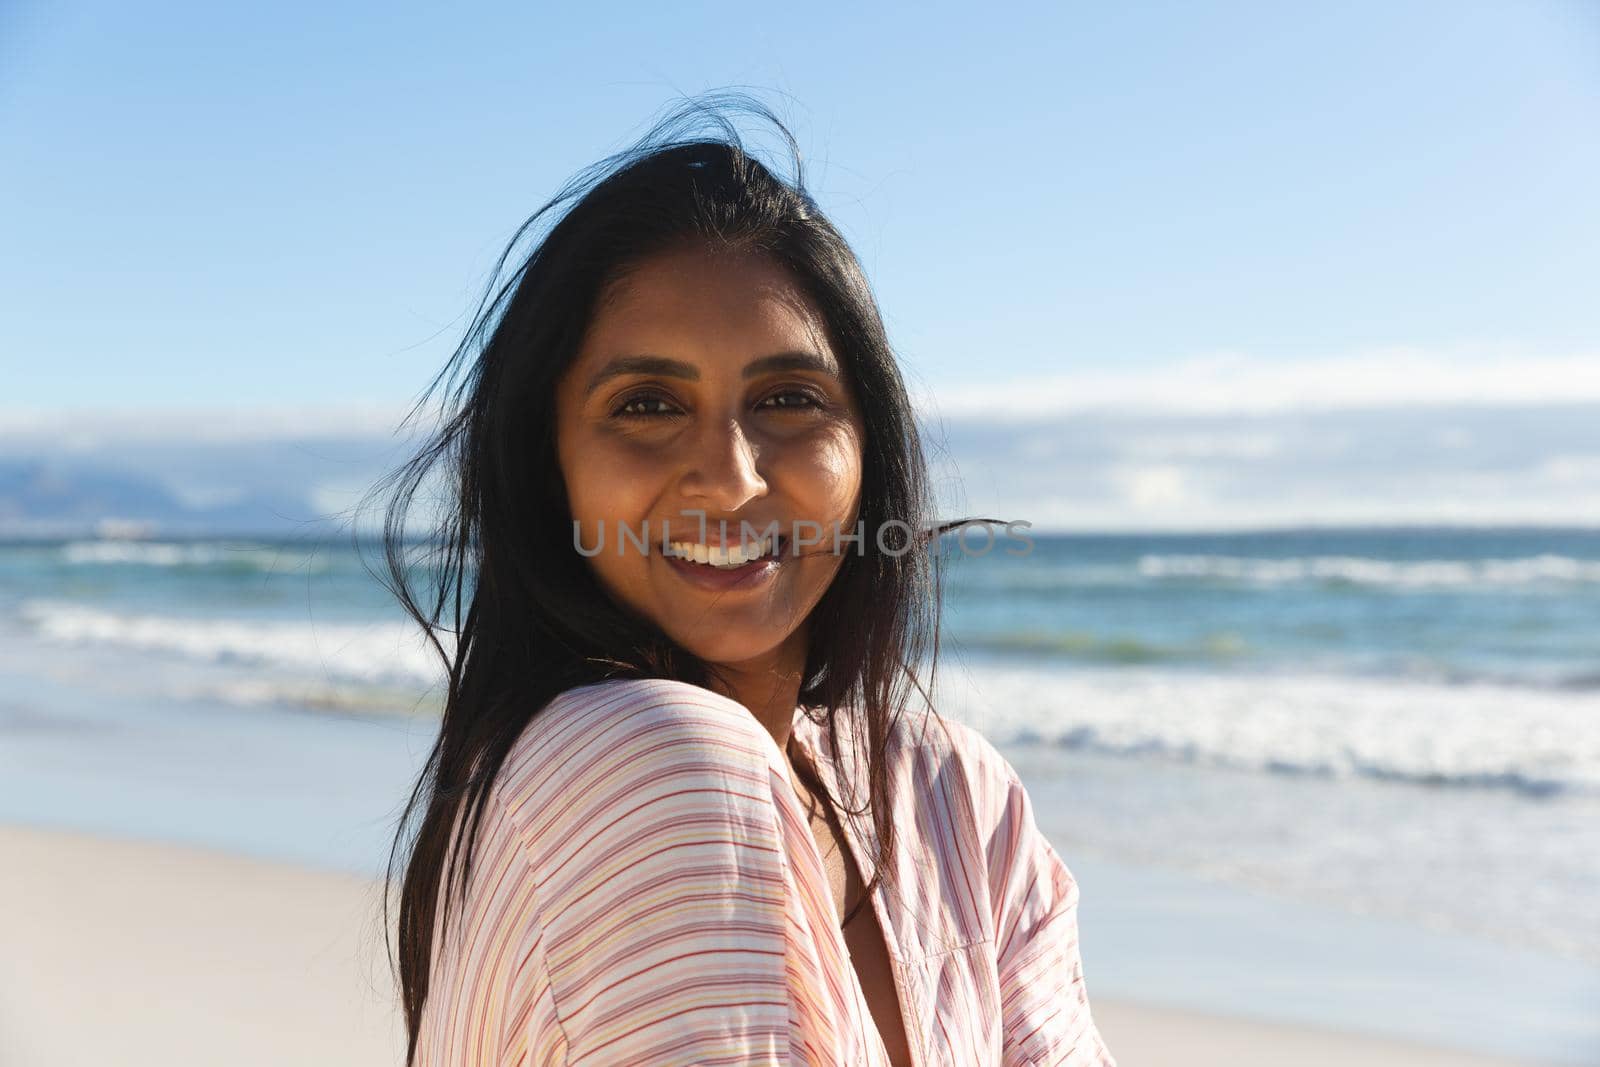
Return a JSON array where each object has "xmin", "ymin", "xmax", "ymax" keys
[{"xmin": 554, "ymin": 243, "xmax": 866, "ymax": 671}]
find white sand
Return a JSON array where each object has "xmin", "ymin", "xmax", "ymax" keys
[
  {"xmin": 1092, "ymin": 999, "xmax": 1565, "ymax": 1067},
  {"xmin": 0, "ymin": 823, "xmax": 1561, "ymax": 1067},
  {"xmin": 0, "ymin": 824, "xmax": 403, "ymax": 1067}
]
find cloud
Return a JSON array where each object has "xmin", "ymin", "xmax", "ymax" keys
[
  {"xmin": 0, "ymin": 403, "xmax": 439, "ymax": 446},
  {"xmin": 1106, "ymin": 463, "xmax": 1199, "ymax": 511},
  {"xmin": 1538, "ymin": 454, "xmax": 1600, "ymax": 485},
  {"xmin": 924, "ymin": 402, "xmax": 1600, "ymax": 531},
  {"xmin": 910, "ymin": 346, "xmax": 1600, "ymax": 418}
]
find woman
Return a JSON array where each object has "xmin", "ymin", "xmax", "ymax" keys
[{"xmin": 372, "ymin": 93, "xmax": 1117, "ymax": 1066}]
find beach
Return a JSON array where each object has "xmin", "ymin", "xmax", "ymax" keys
[
  {"xmin": 8, "ymin": 0, "xmax": 1599, "ymax": 1054},
  {"xmin": 0, "ymin": 824, "xmax": 402, "ymax": 1067},
  {"xmin": 2, "ymin": 531, "xmax": 1597, "ymax": 1065},
  {"xmin": 0, "ymin": 822, "xmax": 1582, "ymax": 1067}
]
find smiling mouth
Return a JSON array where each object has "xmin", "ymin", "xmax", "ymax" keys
[{"xmin": 661, "ymin": 533, "xmax": 788, "ymax": 569}]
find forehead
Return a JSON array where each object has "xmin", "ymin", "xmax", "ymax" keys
[{"xmin": 581, "ymin": 245, "xmax": 834, "ymax": 361}]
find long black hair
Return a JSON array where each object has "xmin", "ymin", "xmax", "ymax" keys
[{"xmin": 362, "ymin": 91, "xmax": 967, "ymax": 1063}]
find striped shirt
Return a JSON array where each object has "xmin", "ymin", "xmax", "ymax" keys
[{"xmin": 414, "ymin": 676, "xmax": 1117, "ymax": 1066}]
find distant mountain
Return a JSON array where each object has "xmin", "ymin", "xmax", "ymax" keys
[{"xmin": 0, "ymin": 458, "xmax": 344, "ymax": 539}]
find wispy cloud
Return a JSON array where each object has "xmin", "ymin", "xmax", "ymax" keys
[
  {"xmin": 924, "ymin": 402, "xmax": 1600, "ymax": 531},
  {"xmin": 910, "ymin": 347, "xmax": 1600, "ymax": 419},
  {"xmin": 0, "ymin": 403, "xmax": 434, "ymax": 448}
]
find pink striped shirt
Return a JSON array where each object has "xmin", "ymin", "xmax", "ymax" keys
[{"xmin": 414, "ymin": 677, "xmax": 1117, "ymax": 1066}]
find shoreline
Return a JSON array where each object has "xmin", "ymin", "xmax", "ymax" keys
[{"xmin": 0, "ymin": 822, "xmax": 1578, "ymax": 1067}]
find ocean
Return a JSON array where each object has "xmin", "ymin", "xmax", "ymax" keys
[{"xmin": 2, "ymin": 527, "xmax": 1596, "ymax": 973}]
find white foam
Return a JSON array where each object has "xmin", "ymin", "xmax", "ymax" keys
[
  {"xmin": 59, "ymin": 539, "xmax": 331, "ymax": 572},
  {"xmin": 1135, "ymin": 552, "xmax": 1600, "ymax": 589},
  {"xmin": 934, "ymin": 661, "xmax": 1600, "ymax": 797},
  {"xmin": 20, "ymin": 596, "xmax": 1599, "ymax": 797},
  {"xmin": 18, "ymin": 599, "xmax": 447, "ymax": 688}
]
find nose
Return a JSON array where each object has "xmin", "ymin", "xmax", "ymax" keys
[{"xmin": 679, "ymin": 416, "xmax": 768, "ymax": 512}]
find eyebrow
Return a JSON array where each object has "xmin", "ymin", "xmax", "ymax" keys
[{"xmin": 584, "ymin": 351, "xmax": 840, "ymax": 397}]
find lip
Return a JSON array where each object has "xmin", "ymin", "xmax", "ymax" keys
[{"xmin": 660, "ymin": 535, "xmax": 787, "ymax": 592}]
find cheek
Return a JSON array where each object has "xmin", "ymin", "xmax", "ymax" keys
[
  {"xmin": 557, "ymin": 434, "xmax": 661, "ymax": 591},
  {"xmin": 560, "ymin": 431, "xmax": 654, "ymax": 525},
  {"xmin": 778, "ymin": 426, "xmax": 863, "ymax": 522},
  {"xmin": 562, "ymin": 446, "xmax": 657, "ymax": 603}
]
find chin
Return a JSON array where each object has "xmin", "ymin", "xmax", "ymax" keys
[{"xmin": 673, "ymin": 629, "xmax": 792, "ymax": 670}]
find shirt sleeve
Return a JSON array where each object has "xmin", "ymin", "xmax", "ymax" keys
[
  {"xmin": 482, "ymin": 679, "xmax": 875, "ymax": 1066},
  {"xmin": 988, "ymin": 763, "xmax": 1118, "ymax": 1067},
  {"xmin": 412, "ymin": 782, "xmax": 566, "ymax": 1066}
]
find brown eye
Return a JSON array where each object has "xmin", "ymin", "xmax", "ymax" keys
[
  {"xmin": 758, "ymin": 388, "xmax": 825, "ymax": 411},
  {"xmin": 611, "ymin": 391, "xmax": 683, "ymax": 419}
]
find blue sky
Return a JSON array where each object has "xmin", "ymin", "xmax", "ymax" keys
[{"xmin": 2, "ymin": 0, "xmax": 1597, "ymax": 530}]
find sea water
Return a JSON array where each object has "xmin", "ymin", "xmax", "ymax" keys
[{"xmin": 1, "ymin": 527, "xmax": 1596, "ymax": 971}]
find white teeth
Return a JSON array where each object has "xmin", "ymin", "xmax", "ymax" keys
[{"xmin": 666, "ymin": 535, "xmax": 777, "ymax": 568}]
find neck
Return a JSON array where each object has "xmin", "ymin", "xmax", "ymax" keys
[{"xmin": 706, "ymin": 629, "xmax": 808, "ymax": 754}]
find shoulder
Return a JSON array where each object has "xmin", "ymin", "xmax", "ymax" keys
[
  {"xmin": 504, "ymin": 676, "xmax": 755, "ymax": 771},
  {"xmin": 906, "ymin": 711, "xmax": 1018, "ymax": 778},
  {"xmin": 887, "ymin": 707, "xmax": 1026, "ymax": 841},
  {"xmin": 897, "ymin": 705, "xmax": 1020, "ymax": 784},
  {"xmin": 539, "ymin": 675, "xmax": 755, "ymax": 733},
  {"xmin": 546, "ymin": 675, "xmax": 753, "ymax": 725},
  {"xmin": 490, "ymin": 676, "xmax": 777, "ymax": 832}
]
